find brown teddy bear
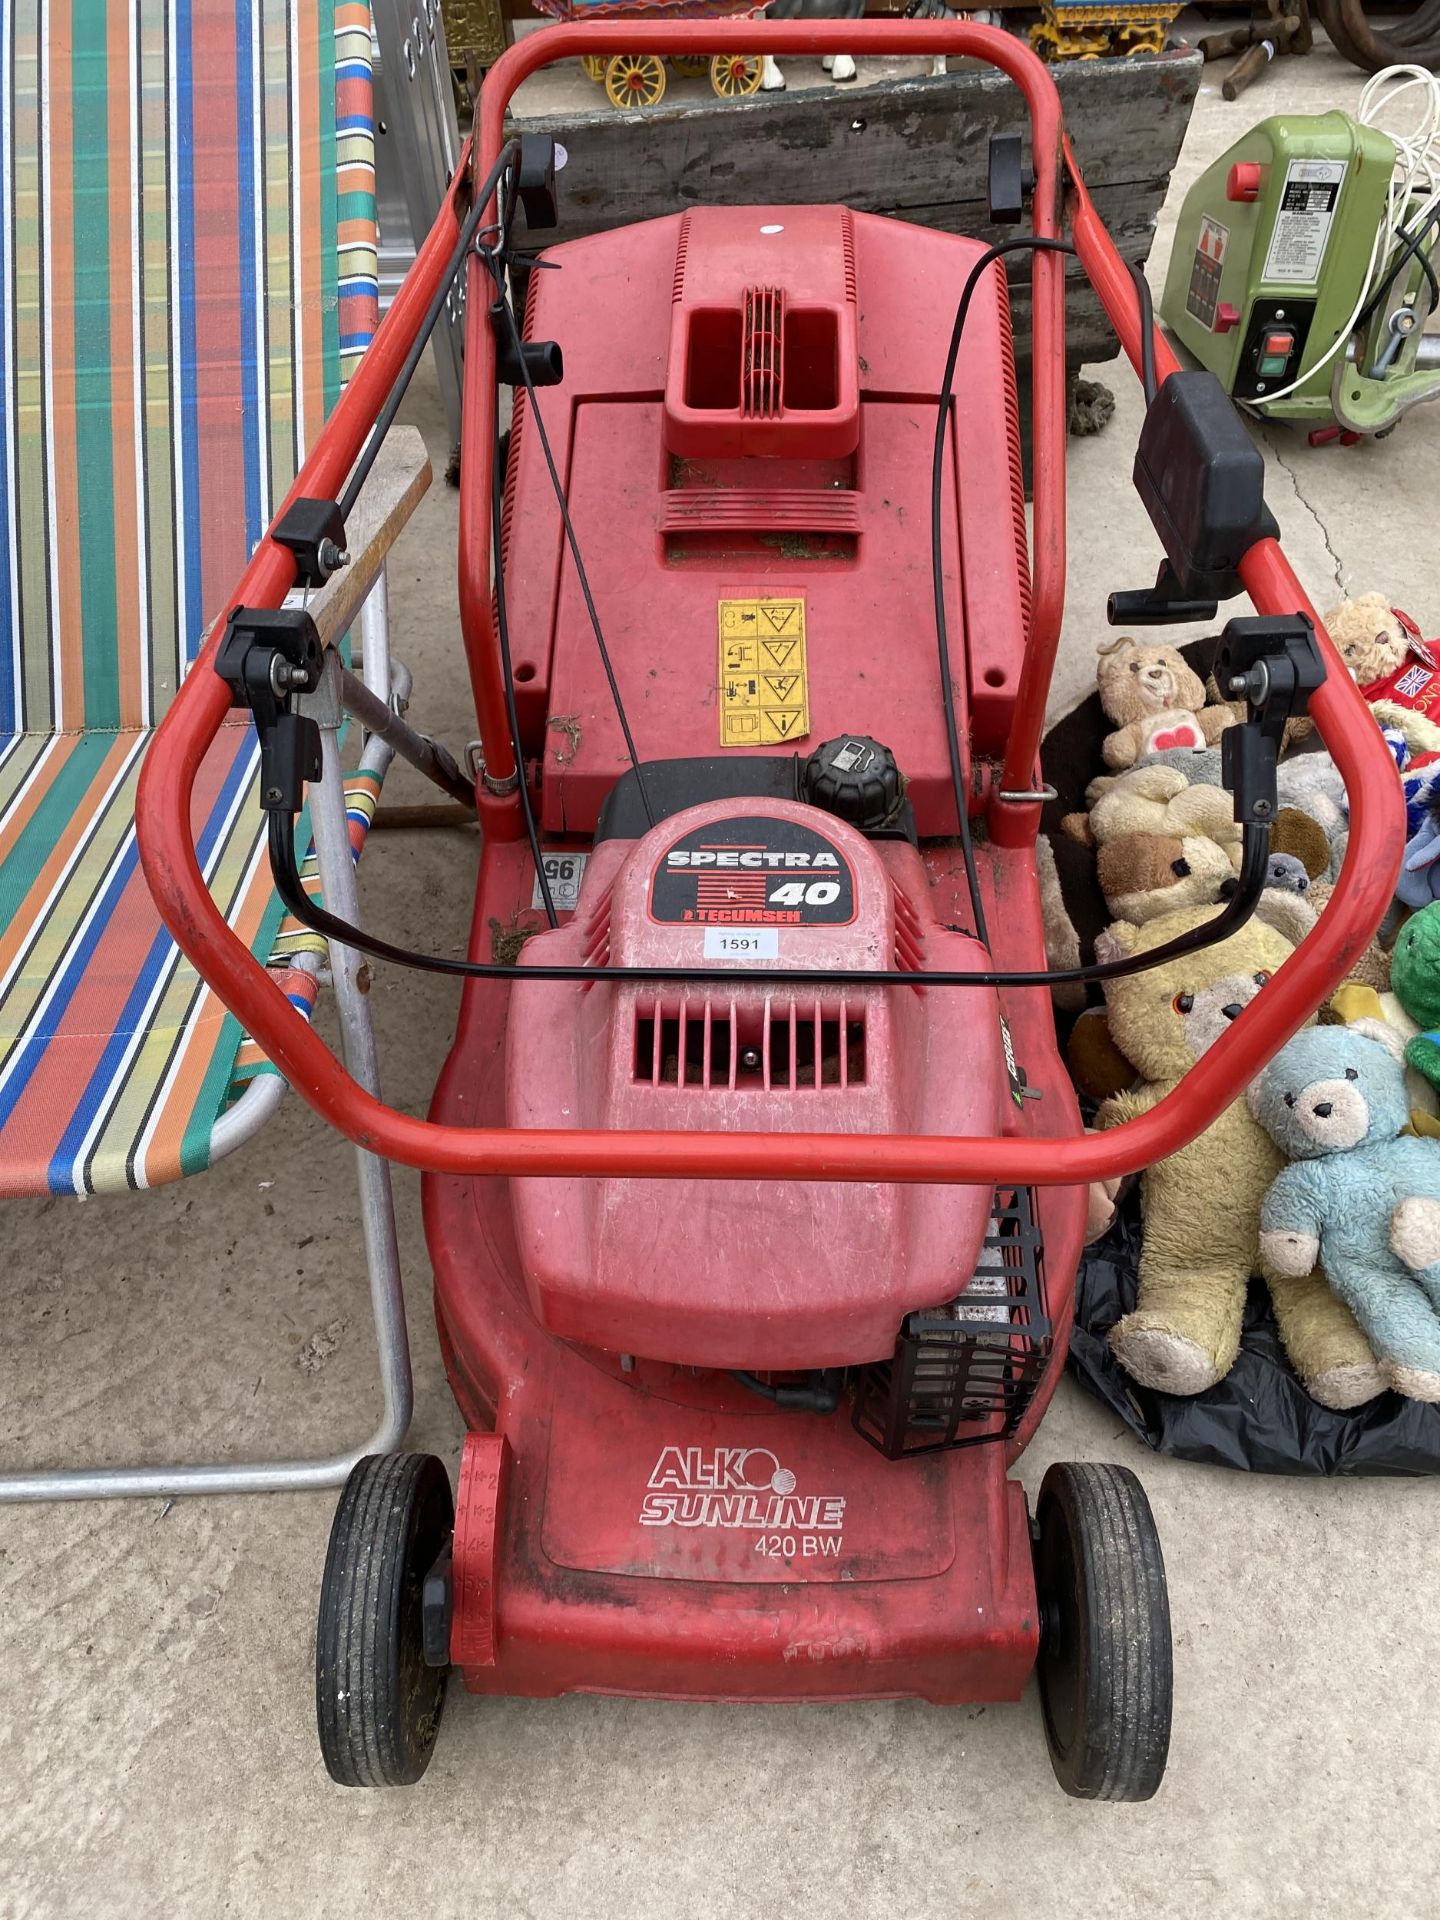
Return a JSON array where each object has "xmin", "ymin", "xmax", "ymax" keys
[
  {"xmin": 1092, "ymin": 905, "xmax": 1385, "ymax": 1409},
  {"xmin": 1097, "ymin": 833, "xmax": 1236, "ymax": 925},
  {"xmin": 1096, "ymin": 636, "xmax": 1234, "ymax": 770},
  {"xmin": 1060, "ymin": 762, "xmax": 1242, "ymax": 923}
]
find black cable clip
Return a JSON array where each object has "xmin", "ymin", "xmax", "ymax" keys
[
  {"xmin": 214, "ymin": 605, "xmax": 325, "ymax": 812},
  {"xmin": 1216, "ymin": 613, "xmax": 1326, "ymax": 825},
  {"xmin": 489, "ymin": 298, "xmax": 564, "ymax": 388},
  {"xmin": 516, "ymin": 133, "xmax": 559, "ymax": 232},
  {"xmin": 271, "ymin": 497, "xmax": 349, "ymax": 588}
]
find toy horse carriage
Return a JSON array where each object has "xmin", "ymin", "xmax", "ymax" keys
[{"xmin": 551, "ymin": 0, "xmax": 767, "ymax": 104}]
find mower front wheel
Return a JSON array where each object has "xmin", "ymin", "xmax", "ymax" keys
[
  {"xmin": 1032, "ymin": 1462, "xmax": 1172, "ymax": 1802},
  {"xmin": 316, "ymin": 1452, "xmax": 455, "ymax": 1788}
]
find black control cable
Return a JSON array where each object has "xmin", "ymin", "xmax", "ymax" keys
[
  {"xmin": 1354, "ymin": 205, "xmax": 1440, "ymax": 335},
  {"xmin": 479, "ymin": 241, "xmax": 656, "ymax": 832},
  {"xmin": 267, "ymin": 800, "xmax": 1271, "ymax": 989},
  {"xmin": 339, "ymin": 139, "xmax": 521, "ymax": 524},
  {"xmin": 930, "ymin": 237, "xmax": 1157, "ymax": 948},
  {"xmin": 491, "ymin": 345, "xmax": 558, "ymax": 929}
]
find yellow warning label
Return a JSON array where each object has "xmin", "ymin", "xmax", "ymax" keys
[{"xmin": 718, "ymin": 597, "xmax": 809, "ymax": 747}]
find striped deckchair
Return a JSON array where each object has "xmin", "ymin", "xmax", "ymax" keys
[{"xmin": 0, "ymin": 1, "xmax": 386, "ymax": 1198}]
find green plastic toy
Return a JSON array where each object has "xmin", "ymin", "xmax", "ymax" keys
[{"xmin": 1392, "ymin": 904, "xmax": 1440, "ymax": 1090}]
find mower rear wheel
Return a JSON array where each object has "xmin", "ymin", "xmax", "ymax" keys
[
  {"xmin": 1032, "ymin": 1462, "xmax": 1172, "ymax": 1802},
  {"xmin": 316, "ymin": 1452, "xmax": 454, "ymax": 1788}
]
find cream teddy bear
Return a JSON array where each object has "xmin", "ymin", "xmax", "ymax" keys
[
  {"xmin": 1083, "ymin": 763, "xmax": 1242, "ymax": 855},
  {"xmin": 1093, "ymin": 906, "xmax": 1385, "ymax": 1407},
  {"xmin": 1324, "ymin": 592, "xmax": 1440, "ymax": 755}
]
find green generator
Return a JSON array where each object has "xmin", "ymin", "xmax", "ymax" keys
[{"xmin": 1161, "ymin": 110, "xmax": 1440, "ymax": 437}]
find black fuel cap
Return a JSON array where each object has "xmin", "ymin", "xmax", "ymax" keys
[{"xmin": 803, "ymin": 736, "xmax": 905, "ymax": 831}]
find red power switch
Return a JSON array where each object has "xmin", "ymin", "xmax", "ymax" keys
[
  {"xmin": 1258, "ymin": 329, "xmax": 1295, "ymax": 377},
  {"xmin": 1214, "ymin": 303, "xmax": 1241, "ymax": 334},
  {"xmin": 1227, "ymin": 162, "xmax": 1262, "ymax": 202}
]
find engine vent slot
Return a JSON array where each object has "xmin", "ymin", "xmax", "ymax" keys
[
  {"xmin": 893, "ymin": 886, "xmax": 926, "ymax": 972},
  {"xmin": 580, "ymin": 890, "xmax": 612, "ymax": 972},
  {"xmin": 633, "ymin": 998, "xmax": 865, "ymax": 1090}
]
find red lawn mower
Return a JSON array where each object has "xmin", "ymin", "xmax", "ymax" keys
[{"xmin": 139, "ymin": 22, "xmax": 1400, "ymax": 1800}]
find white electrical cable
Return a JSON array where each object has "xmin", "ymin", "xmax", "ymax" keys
[{"xmin": 1249, "ymin": 62, "xmax": 1440, "ymax": 409}]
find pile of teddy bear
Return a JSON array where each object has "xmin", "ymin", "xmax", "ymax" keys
[{"xmin": 1047, "ymin": 593, "xmax": 1440, "ymax": 1411}]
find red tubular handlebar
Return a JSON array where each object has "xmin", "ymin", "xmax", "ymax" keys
[{"xmin": 136, "ymin": 25, "xmax": 1403, "ymax": 1186}]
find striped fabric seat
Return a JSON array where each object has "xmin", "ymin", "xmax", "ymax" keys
[{"xmin": 0, "ymin": 3, "xmax": 380, "ymax": 1196}]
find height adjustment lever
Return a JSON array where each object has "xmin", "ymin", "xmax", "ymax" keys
[
  {"xmin": 1216, "ymin": 613, "xmax": 1326, "ymax": 824},
  {"xmin": 1107, "ymin": 562, "xmax": 1220, "ymax": 627}
]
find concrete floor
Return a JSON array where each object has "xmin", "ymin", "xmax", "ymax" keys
[{"xmin": 4, "ymin": 25, "xmax": 1440, "ymax": 1920}]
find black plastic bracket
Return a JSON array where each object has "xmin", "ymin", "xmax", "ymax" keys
[
  {"xmin": 986, "ymin": 132, "xmax": 1034, "ymax": 225},
  {"xmin": 213, "ymin": 605, "xmax": 324, "ymax": 811},
  {"xmin": 1115, "ymin": 369, "xmax": 1280, "ymax": 620},
  {"xmin": 271, "ymin": 496, "xmax": 348, "ymax": 588},
  {"xmin": 516, "ymin": 133, "xmax": 559, "ymax": 231},
  {"xmin": 1107, "ymin": 561, "xmax": 1220, "ymax": 628},
  {"xmin": 1216, "ymin": 614, "xmax": 1327, "ymax": 824},
  {"xmin": 490, "ymin": 299, "xmax": 564, "ymax": 388}
]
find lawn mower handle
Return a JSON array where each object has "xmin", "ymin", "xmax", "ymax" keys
[{"xmin": 136, "ymin": 23, "xmax": 1403, "ymax": 1188}]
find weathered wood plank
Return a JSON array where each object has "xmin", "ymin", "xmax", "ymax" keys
[
  {"xmin": 513, "ymin": 47, "xmax": 1198, "ymax": 383},
  {"xmin": 513, "ymin": 47, "xmax": 1200, "ymax": 242},
  {"xmin": 309, "ymin": 425, "xmax": 432, "ymax": 652}
]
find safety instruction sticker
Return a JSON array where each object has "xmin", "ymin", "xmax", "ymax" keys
[
  {"xmin": 1186, "ymin": 214, "xmax": 1229, "ymax": 329},
  {"xmin": 1263, "ymin": 159, "xmax": 1346, "ymax": 285},
  {"xmin": 717, "ymin": 597, "xmax": 810, "ymax": 748}
]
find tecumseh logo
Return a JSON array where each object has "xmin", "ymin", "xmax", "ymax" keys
[
  {"xmin": 665, "ymin": 849, "xmax": 840, "ymax": 869},
  {"xmin": 638, "ymin": 1445, "xmax": 846, "ymax": 1533}
]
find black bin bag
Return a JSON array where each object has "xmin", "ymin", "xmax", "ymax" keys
[
  {"xmin": 1044, "ymin": 644, "xmax": 1440, "ymax": 1474},
  {"xmin": 1072, "ymin": 1190, "xmax": 1440, "ymax": 1476}
]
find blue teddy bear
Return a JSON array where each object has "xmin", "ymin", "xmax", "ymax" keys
[{"xmin": 1250, "ymin": 1025, "xmax": 1440, "ymax": 1399}]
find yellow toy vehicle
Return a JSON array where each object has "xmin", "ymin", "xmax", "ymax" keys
[{"xmin": 1030, "ymin": 0, "xmax": 1181, "ymax": 61}]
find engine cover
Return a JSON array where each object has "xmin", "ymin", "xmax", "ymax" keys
[{"xmin": 506, "ymin": 799, "xmax": 1008, "ymax": 1369}]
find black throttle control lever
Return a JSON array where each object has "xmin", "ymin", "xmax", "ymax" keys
[
  {"xmin": 214, "ymin": 604, "xmax": 325, "ymax": 812},
  {"xmin": 1215, "ymin": 613, "xmax": 1326, "ymax": 826}
]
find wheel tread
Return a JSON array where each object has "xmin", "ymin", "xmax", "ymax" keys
[
  {"xmin": 316, "ymin": 1453, "xmax": 452, "ymax": 1788},
  {"xmin": 1035, "ymin": 1461, "xmax": 1172, "ymax": 1802}
]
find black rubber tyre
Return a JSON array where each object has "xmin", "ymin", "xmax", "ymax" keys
[
  {"xmin": 316, "ymin": 1453, "xmax": 454, "ymax": 1788},
  {"xmin": 1032, "ymin": 1462, "xmax": 1172, "ymax": 1802}
]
